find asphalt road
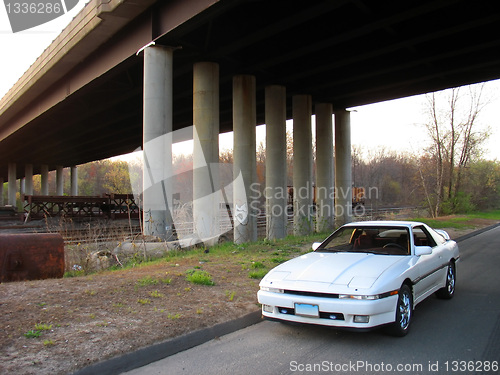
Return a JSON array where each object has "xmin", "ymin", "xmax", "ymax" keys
[{"xmin": 123, "ymin": 227, "xmax": 500, "ymax": 375}]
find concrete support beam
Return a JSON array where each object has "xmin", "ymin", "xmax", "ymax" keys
[
  {"xmin": 232, "ymin": 75, "xmax": 257, "ymax": 244},
  {"xmin": 143, "ymin": 45, "xmax": 174, "ymax": 240},
  {"xmin": 315, "ymin": 103, "xmax": 334, "ymax": 232},
  {"xmin": 0, "ymin": 178, "xmax": 4, "ymax": 206},
  {"xmin": 41, "ymin": 164, "xmax": 49, "ymax": 196},
  {"xmin": 334, "ymin": 109, "xmax": 352, "ymax": 226},
  {"xmin": 71, "ymin": 166, "xmax": 78, "ymax": 196},
  {"xmin": 56, "ymin": 166, "xmax": 64, "ymax": 196},
  {"xmin": 25, "ymin": 164, "xmax": 33, "ymax": 195},
  {"xmin": 8, "ymin": 162, "xmax": 16, "ymax": 206},
  {"xmin": 193, "ymin": 62, "xmax": 220, "ymax": 241},
  {"xmin": 265, "ymin": 85, "xmax": 287, "ymax": 240},
  {"xmin": 292, "ymin": 94, "xmax": 313, "ymax": 236}
]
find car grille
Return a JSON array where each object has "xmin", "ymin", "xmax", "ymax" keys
[{"xmin": 284, "ymin": 289, "xmax": 340, "ymax": 299}]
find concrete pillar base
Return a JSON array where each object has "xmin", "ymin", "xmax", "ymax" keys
[
  {"xmin": 334, "ymin": 110, "xmax": 352, "ymax": 227},
  {"xmin": 142, "ymin": 45, "xmax": 175, "ymax": 240},
  {"xmin": 233, "ymin": 75, "xmax": 257, "ymax": 244},
  {"xmin": 193, "ymin": 62, "xmax": 220, "ymax": 242},
  {"xmin": 316, "ymin": 103, "xmax": 334, "ymax": 233},
  {"xmin": 265, "ymin": 85, "xmax": 287, "ymax": 240},
  {"xmin": 292, "ymin": 94, "xmax": 313, "ymax": 236}
]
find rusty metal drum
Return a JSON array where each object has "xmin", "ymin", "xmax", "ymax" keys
[{"xmin": 0, "ymin": 233, "xmax": 65, "ymax": 282}]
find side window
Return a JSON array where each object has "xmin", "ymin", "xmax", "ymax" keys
[{"xmin": 413, "ymin": 226, "xmax": 437, "ymax": 248}]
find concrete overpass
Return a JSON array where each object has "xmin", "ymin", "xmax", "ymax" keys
[{"xmin": 1, "ymin": 0, "xmax": 500, "ymax": 242}]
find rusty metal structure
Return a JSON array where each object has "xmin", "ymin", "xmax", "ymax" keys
[
  {"xmin": 23, "ymin": 194, "xmax": 140, "ymax": 220},
  {"xmin": 0, "ymin": 233, "xmax": 64, "ymax": 282}
]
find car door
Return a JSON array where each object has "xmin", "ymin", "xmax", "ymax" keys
[{"xmin": 412, "ymin": 225, "xmax": 446, "ymax": 303}]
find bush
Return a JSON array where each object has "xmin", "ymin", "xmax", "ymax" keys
[{"xmin": 441, "ymin": 192, "xmax": 475, "ymax": 214}]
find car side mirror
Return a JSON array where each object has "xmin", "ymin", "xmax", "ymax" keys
[
  {"xmin": 312, "ymin": 242, "xmax": 322, "ymax": 251},
  {"xmin": 415, "ymin": 246, "xmax": 432, "ymax": 256}
]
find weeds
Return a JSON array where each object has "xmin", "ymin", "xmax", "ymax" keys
[
  {"xmin": 248, "ymin": 269, "xmax": 268, "ymax": 279},
  {"xmin": 136, "ymin": 275, "xmax": 159, "ymax": 287},
  {"xmin": 225, "ymin": 290, "xmax": 236, "ymax": 301},
  {"xmin": 34, "ymin": 323, "xmax": 52, "ymax": 331},
  {"xmin": 24, "ymin": 323, "xmax": 52, "ymax": 339},
  {"xmin": 24, "ymin": 330, "xmax": 42, "ymax": 339},
  {"xmin": 185, "ymin": 269, "xmax": 215, "ymax": 286},
  {"xmin": 150, "ymin": 290, "xmax": 164, "ymax": 298},
  {"xmin": 43, "ymin": 339, "xmax": 55, "ymax": 347}
]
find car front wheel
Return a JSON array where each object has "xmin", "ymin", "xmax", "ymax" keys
[
  {"xmin": 388, "ymin": 284, "xmax": 413, "ymax": 337},
  {"xmin": 436, "ymin": 262, "xmax": 456, "ymax": 299}
]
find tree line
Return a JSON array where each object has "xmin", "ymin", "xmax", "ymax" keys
[{"xmin": 10, "ymin": 83, "xmax": 498, "ymax": 216}]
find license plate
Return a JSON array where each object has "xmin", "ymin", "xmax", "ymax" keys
[{"xmin": 295, "ymin": 303, "xmax": 319, "ymax": 318}]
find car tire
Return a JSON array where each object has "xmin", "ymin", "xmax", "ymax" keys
[
  {"xmin": 436, "ymin": 262, "xmax": 456, "ymax": 300},
  {"xmin": 388, "ymin": 284, "xmax": 413, "ymax": 337}
]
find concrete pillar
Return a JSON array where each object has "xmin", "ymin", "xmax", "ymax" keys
[
  {"xmin": 8, "ymin": 162, "xmax": 17, "ymax": 206},
  {"xmin": 265, "ymin": 85, "xmax": 287, "ymax": 240},
  {"xmin": 142, "ymin": 45, "xmax": 174, "ymax": 240},
  {"xmin": 70, "ymin": 166, "xmax": 78, "ymax": 196},
  {"xmin": 25, "ymin": 164, "xmax": 33, "ymax": 195},
  {"xmin": 292, "ymin": 95, "xmax": 313, "ymax": 236},
  {"xmin": 41, "ymin": 164, "xmax": 49, "ymax": 196},
  {"xmin": 56, "ymin": 166, "xmax": 64, "ymax": 195},
  {"xmin": 334, "ymin": 109, "xmax": 352, "ymax": 226},
  {"xmin": 232, "ymin": 75, "xmax": 257, "ymax": 244},
  {"xmin": 315, "ymin": 103, "xmax": 334, "ymax": 232},
  {"xmin": 193, "ymin": 62, "xmax": 220, "ymax": 242},
  {"xmin": 0, "ymin": 177, "xmax": 4, "ymax": 206}
]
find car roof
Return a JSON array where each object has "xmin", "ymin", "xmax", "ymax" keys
[{"xmin": 343, "ymin": 221, "xmax": 424, "ymax": 228}]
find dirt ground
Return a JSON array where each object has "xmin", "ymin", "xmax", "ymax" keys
[
  {"xmin": 0, "ymin": 250, "xmax": 262, "ymax": 375},
  {"xmin": 1, "ymin": 216, "xmax": 497, "ymax": 375}
]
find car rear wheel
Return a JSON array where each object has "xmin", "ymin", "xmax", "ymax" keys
[
  {"xmin": 436, "ymin": 262, "xmax": 456, "ymax": 299},
  {"xmin": 388, "ymin": 284, "xmax": 412, "ymax": 337}
]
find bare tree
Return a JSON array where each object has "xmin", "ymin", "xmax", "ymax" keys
[{"xmin": 423, "ymin": 83, "xmax": 490, "ymax": 215}]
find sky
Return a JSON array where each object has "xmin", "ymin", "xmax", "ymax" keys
[{"xmin": 1, "ymin": 1, "xmax": 500, "ymax": 161}]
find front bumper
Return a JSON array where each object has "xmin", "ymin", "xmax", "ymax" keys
[{"xmin": 257, "ymin": 290, "xmax": 398, "ymax": 329}]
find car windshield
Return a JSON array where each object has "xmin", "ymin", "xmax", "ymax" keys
[{"xmin": 316, "ymin": 226, "xmax": 410, "ymax": 255}]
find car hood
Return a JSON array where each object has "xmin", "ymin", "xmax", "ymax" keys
[{"xmin": 265, "ymin": 252, "xmax": 407, "ymax": 289}]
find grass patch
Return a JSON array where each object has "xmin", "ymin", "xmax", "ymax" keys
[
  {"xmin": 469, "ymin": 210, "xmax": 500, "ymax": 221},
  {"xmin": 186, "ymin": 269, "xmax": 215, "ymax": 286},
  {"xmin": 24, "ymin": 330, "xmax": 42, "ymax": 339},
  {"xmin": 34, "ymin": 323, "xmax": 52, "ymax": 331},
  {"xmin": 150, "ymin": 290, "xmax": 164, "ymax": 298},
  {"xmin": 69, "ymin": 231, "xmax": 326, "ymax": 281},
  {"xmin": 136, "ymin": 276, "xmax": 159, "ymax": 287},
  {"xmin": 250, "ymin": 261, "xmax": 265, "ymax": 269},
  {"xmin": 248, "ymin": 268, "xmax": 269, "ymax": 279},
  {"xmin": 412, "ymin": 216, "xmax": 472, "ymax": 229},
  {"xmin": 413, "ymin": 210, "xmax": 500, "ymax": 229}
]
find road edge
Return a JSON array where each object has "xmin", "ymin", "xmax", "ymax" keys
[
  {"xmin": 72, "ymin": 310, "xmax": 262, "ymax": 375},
  {"xmin": 453, "ymin": 222, "xmax": 500, "ymax": 243}
]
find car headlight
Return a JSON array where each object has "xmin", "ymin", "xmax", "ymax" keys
[
  {"xmin": 260, "ymin": 286, "xmax": 284, "ymax": 293},
  {"xmin": 339, "ymin": 290, "xmax": 398, "ymax": 300}
]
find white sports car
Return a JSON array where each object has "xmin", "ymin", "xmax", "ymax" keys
[{"xmin": 258, "ymin": 221, "xmax": 459, "ymax": 336}]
